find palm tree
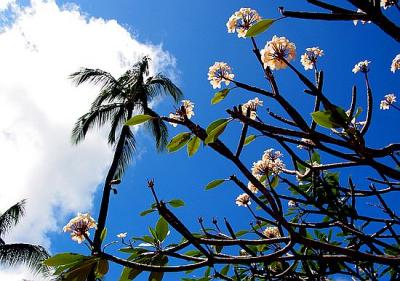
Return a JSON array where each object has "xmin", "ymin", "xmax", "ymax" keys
[
  {"xmin": 69, "ymin": 56, "xmax": 183, "ymax": 252},
  {"xmin": 0, "ymin": 199, "xmax": 49, "ymax": 274}
]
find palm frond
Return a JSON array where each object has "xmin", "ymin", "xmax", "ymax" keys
[
  {"xmin": 124, "ymin": 57, "xmax": 151, "ymax": 92},
  {"xmin": 89, "ymin": 87, "xmax": 126, "ymax": 110},
  {"xmin": 131, "ymin": 56, "xmax": 150, "ymax": 78},
  {"xmin": 0, "ymin": 200, "xmax": 25, "ymax": 237},
  {"xmin": 0, "ymin": 243, "xmax": 50, "ymax": 275},
  {"xmin": 71, "ymin": 103, "xmax": 123, "ymax": 144},
  {"xmin": 108, "ymin": 106, "xmax": 127, "ymax": 145},
  {"xmin": 114, "ymin": 127, "xmax": 136, "ymax": 179},
  {"xmin": 146, "ymin": 74, "xmax": 183, "ymax": 103},
  {"xmin": 143, "ymin": 107, "xmax": 168, "ymax": 151},
  {"xmin": 69, "ymin": 68, "xmax": 118, "ymax": 91}
]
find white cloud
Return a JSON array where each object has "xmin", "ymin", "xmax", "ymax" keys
[
  {"xmin": 0, "ymin": 0, "xmax": 176, "ymax": 279},
  {"xmin": 0, "ymin": 0, "xmax": 15, "ymax": 12}
]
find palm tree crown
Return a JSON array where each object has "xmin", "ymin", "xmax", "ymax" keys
[
  {"xmin": 70, "ymin": 56, "xmax": 183, "ymax": 253},
  {"xmin": 0, "ymin": 200, "xmax": 49, "ymax": 274},
  {"xmin": 70, "ymin": 56, "xmax": 183, "ymax": 179}
]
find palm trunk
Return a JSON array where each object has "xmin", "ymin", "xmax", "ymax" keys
[{"xmin": 87, "ymin": 106, "xmax": 133, "ymax": 281}]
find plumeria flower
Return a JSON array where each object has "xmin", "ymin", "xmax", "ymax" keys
[
  {"xmin": 260, "ymin": 36, "xmax": 296, "ymax": 70},
  {"xmin": 300, "ymin": 47, "xmax": 324, "ymax": 70},
  {"xmin": 226, "ymin": 8, "xmax": 261, "ymax": 38},
  {"xmin": 247, "ymin": 174, "xmax": 262, "ymax": 193},
  {"xmin": 352, "ymin": 60, "xmax": 371, "ymax": 74},
  {"xmin": 241, "ymin": 97, "xmax": 264, "ymax": 120},
  {"xmin": 208, "ymin": 62, "xmax": 235, "ymax": 89},
  {"xmin": 391, "ymin": 54, "xmax": 400, "ymax": 73},
  {"xmin": 251, "ymin": 149, "xmax": 286, "ymax": 176},
  {"xmin": 117, "ymin": 232, "xmax": 128, "ymax": 239},
  {"xmin": 168, "ymin": 113, "xmax": 180, "ymax": 127},
  {"xmin": 381, "ymin": 0, "xmax": 396, "ymax": 9},
  {"xmin": 353, "ymin": 9, "xmax": 371, "ymax": 25},
  {"xmin": 168, "ymin": 100, "xmax": 195, "ymax": 127},
  {"xmin": 235, "ymin": 193, "xmax": 251, "ymax": 207},
  {"xmin": 63, "ymin": 213, "xmax": 97, "ymax": 244},
  {"xmin": 182, "ymin": 100, "xmax": 195, "ymax": 119},
  {"xmin": 263, "ymin": 227, "xmax": 280, "ymax": 239},
  {"xmin": 380, "ymin": 94, "xmax": 397, "ymax": 110}
]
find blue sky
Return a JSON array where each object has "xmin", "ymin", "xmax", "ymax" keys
[{"xmin": 0, "ymin": 0, "xmax": 399, "ymax": 280}]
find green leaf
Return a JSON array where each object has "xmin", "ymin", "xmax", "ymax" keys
[
  {"xmin": 184, "ymin": 250, "xmax": 203, "ymax": 257},
  {"xmin": 125, "ymin": 114, "xmax": 154, "ymax": 126},
  {"xmin": 270, "ymin": 175, "xmax": 279, "ymax": 188},
  {"xmin": 311, "ymin": 108, "xmax": 347, "ymax": 129},
  {"xmin": 204, "ymin": 267, "xmax": 211, "ymax": 277},
  {"xmin": 61, "ymin": 258, "xmax": 98, "ymax": 281},
  {"xmin": 205, "ymin": 119, "xmax": 229, "ymax": 144},
  {"xmin": 119, "ymin": 267, "xmax": 142, "ymax": 281},
  {"xmin": 187, "ymin": 136, "xmax": 201, "ymax": 157},
  {"xmin": 167, "ymin": 132, "xmax": 192, "ymax": 152},
  {"xmin": 140, "ymin": 208, "xmax": 156, "ymax": 216},
  {"xmin": 245, "ymin": 19, "xmax": 274, "ymax": 37},
  {"xmin": 100, "ymin": 227, "xmax": 107, "ymax": 243},
  {"xmin": 235, "ymin": 230, "xmax": 248, "ymax": 237},
  {"xmin": 205, "ymin": 179, "xmax": 226, "ymax": 190},
  {"xmin": 135, "ymin": 235, "xmax": 155, "ymax": 244},
  {"xmin": 211, "ymin": 88, "xmax": 230, "ymax": 104},
  {"xmin": 155, "ymin": 217, "xmax": 169, "ymax": 242},
  {"xmin": 149, "ymin": 227, "xmax": 158, "ymax": 240},
  {"xmin": 96, "ymin": 259, "xmax": 109, "ymax": 277},
  {"xmin": 43, "ymin": 253, "xmax": 86, "ymax": 266},
  {"xmin": 128, "ymin": 268, "xmax": 143, "ymax": 280},
  {"xmin": 149, "ymin": 271, "xmax": 164, "ymax": 281},
  {"xmin": 244, "ymin": 134, "xmax": 256, "ymax": 146},
  {"xmin": 311, "ymin": 151, "xmax": 321, "ymax": 164},
  {"xmin": 168, "ymin": 199, "xmax": 185, "ymax": 208},
  {"xmin": 220, "ymin": 265, "xmax": 230, "ymax": 276},
  {"xmin": 206, "ymin": 118, "xmax": 229, "ymax": 134}
]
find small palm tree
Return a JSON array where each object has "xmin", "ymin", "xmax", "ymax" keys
[
  {"xmin": 0, "ymin": 199, "xmax": 49, "ymax": 273},
  {"xmin": 69, "ymin": 56, "xmax": 183, "ymax": 251}
]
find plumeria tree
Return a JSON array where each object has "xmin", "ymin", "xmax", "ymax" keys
[{"xmin": 45, "ymin": 1, "xmax": 400, "ymax": 281}]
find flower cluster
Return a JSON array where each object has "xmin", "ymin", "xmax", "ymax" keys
[
  {"xmin": 300, "ymin": 47, "xmax": 324, "ymax": 70},
  {"xmin": 63, "ymin": 213, "xmax": 97, "ymax": 244},
  {"xmin": 241, "ymin": 97, "xmax": 264, "ymax": 120},
  {"xmin": 226, "ymin": 8, "xmax": 261, "ymax": 38},
  {"xmin": 352, "ymin": 60, "xmax": 370, "ymax": 74},
  {"xmin": 235, "ymin": 193, "xmax": 251, "ymax": 207},
  {"xmin": 252, "ymin": 149, "xmax": 285, "ymax": 176},
  {"xmin": 260, "ymin": 36, "xmax": 296, "ymax": 70},
  {"xmin": 247, "ymin": 174, "xmax": 262, "ymax": 193},
  {"xmin": 168, "ymin": 100, "xmax": 195, "ymax": 127},
  {"xmin": 380, "ymin": 94, "xmax": 397, "ymax": 110},
  {"xmin": 208, "ymin": 62, "xmax": 235, "ymax": 89},
  {"xmin": 391, "ymin": 54, "xmax": 400, "ymax": 73},
  {"xmin": 263, "ymin": 227, "xmax": 280, "ymax": 239},
  {"xmin": 381, "ymin": 0, "xmax": 396, "ymax": 9}
]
